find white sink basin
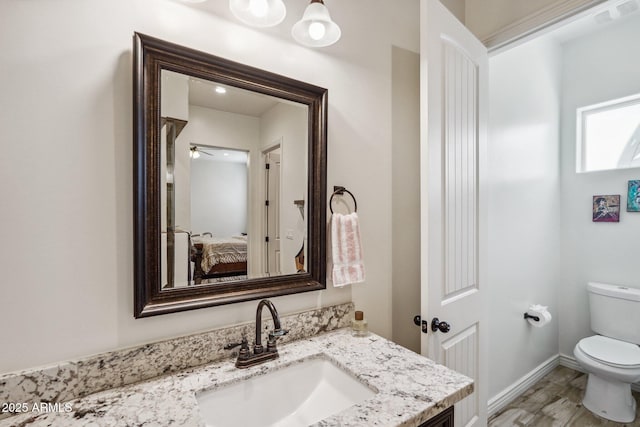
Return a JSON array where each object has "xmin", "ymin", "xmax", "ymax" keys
[{"xmin": 196, "ymin": 357, "xmax": 377, "ymax": 427}]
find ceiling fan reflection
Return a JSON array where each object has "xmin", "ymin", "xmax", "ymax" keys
[{"xmin": 189, "ymin": 146, "xmax": 214, "ymax": 159}]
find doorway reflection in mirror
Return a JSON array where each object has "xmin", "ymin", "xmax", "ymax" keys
[{"xmin": 159, "ymin": 70, "xmax": 308, "ymax": 289}]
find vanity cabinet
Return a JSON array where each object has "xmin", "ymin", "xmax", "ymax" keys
[{"xmin": 419, "ymin": 406, "xmax": 453, "ymax": 427}]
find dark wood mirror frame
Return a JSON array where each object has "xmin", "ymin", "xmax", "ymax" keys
[{"xmin": 133, "ymin": 33, "xmax": 327, "ymax": 318}]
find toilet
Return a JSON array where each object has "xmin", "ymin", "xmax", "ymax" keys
[{"xmin": 573, "ymin": 282, "xmax": 640, "ymax": 423}]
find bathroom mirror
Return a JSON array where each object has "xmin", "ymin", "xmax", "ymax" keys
[{"xmin": 133, "ymin": 33, "xmax": 327, "ymax": 318}]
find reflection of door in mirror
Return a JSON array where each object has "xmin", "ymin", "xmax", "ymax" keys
[
  {"xmin": 159, "ymin": 69, "xmax": 308, "ymax": 289},
  {"xmin": 264, "ymin": 146, "xmax": 281, "ymax": 276}
]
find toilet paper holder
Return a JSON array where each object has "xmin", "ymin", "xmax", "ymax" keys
[{"xmin": 523, "ymin": 313, "xmax": 540, "ymax": 322}]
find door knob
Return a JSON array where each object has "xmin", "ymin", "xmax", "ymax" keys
[
  {"xmin": 431, "ymin": 317, "xmax": 451, "ymax": 333},
  {"xmin": 413, "ymin": 315, "xmax": 421, "ymax": 326}
]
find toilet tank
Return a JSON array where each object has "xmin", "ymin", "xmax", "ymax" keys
[{"xmin": 588, "ymin": 282, "xmax": 640, "ymax": 345}]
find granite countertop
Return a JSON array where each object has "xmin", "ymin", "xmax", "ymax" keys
[{"xmin": 0, "ymin": 329, "xmax": 473, "ymax": 427}]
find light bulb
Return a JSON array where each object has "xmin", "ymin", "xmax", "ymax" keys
[
  {"xmin": 308, "ymin": 21, "xmax": 326, "ymax": 41},
  {"xmin": 229, "ymin": 0, "xmax": 285, "ymax": 28},
  {"xmin": 249, "ymin": 0, "xmax": 268, "ymax": 17},
  {"xmin": 192, "ymin": 150, "xmax": 200, "ymax": 159},
  {"xmin": 292, "ymin": 1, "xmax": 341, "ymax": 47}
]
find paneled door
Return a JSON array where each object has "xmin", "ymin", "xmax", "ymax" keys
[
  {"xmin": 265, "ymin": 148, "xmax": 282, "ymax": 276},
  {"xmin": 419, "ymin": 1, "xmax": 488, "ymax": 426}
]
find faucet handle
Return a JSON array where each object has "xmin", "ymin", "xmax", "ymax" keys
[
  {"xmin": 223, "ymin": 336, "xmax": 249, "ymax": 350},
  {"xmin": 224, "ymin": 336, "xmax": 250, "ymax": 361},
  {"xmin": 223, "ymin": 342, "xmax": 242, "ymax": 350},
  {"xmin": 269, "ymin": 328, "xmax": 289, "ymax": 338},
  {"xmin": 267, "ymin": 329, "xmax": 289, "ymax": 352}
]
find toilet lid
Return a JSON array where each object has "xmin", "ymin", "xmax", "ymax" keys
[{"xmin": 578, "ymin": 335, "xmax": 640, "ymax": 368}]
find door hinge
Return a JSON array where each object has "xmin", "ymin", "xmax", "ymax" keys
[
  {"xmin": 265, "ymin": 163, "xmax": 270, "ymax": 169},
  {"xmin": 265, "ymin": 236, "xmax": 270, "ymax": 243},
  {"xmin": 265, "ymin": 200, "xmax": 270, "ymax": 206}
]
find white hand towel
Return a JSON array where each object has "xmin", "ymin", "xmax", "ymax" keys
[{"xmin": 331, "ymin": 212, "xmax": 365, "ymax": 287}]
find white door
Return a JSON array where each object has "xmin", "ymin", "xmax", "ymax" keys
[
  {"xmin": 265, "ymin": 149, "xmax": 281, "ymax": 275},
  {"xmin": 420, "ymin": 1, "xmax": 488, "ymax": 426}
]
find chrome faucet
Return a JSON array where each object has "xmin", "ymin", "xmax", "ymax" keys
[{"xmin": 224, "ymin": 299, "xmax": 289, "ymax": 369}]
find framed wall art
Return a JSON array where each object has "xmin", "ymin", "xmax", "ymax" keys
[
  {"xmin": 628, "ymin": 180, "xmax": 640, "ymax": 212},
  {"xmin": 593, "ymin": 195, "xmax": 620, "ymax": 222}
]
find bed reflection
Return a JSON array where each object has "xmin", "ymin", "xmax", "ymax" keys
[{"xmin": 192, "ymin": 234, "xmax": 248, "ymax": 284}]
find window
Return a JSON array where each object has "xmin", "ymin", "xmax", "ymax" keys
[{"xmin": 577, "ymin": 94, "xmax": 640, "ymax": 173}]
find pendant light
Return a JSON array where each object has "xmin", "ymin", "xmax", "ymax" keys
[
  {"xmin": 229, "ymin": 0, "xmax": 287, "ymax": 28},
  {"xmin": 292, "ymin": 0, "xmax": 341, "ymax": 47}
]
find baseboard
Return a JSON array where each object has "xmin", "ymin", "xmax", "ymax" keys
[
  {"xmin": 559, "ymin": 353, "xmax": 640, "ymax": 393},
  {"xmin": 558, "ymin": 353, "xmax": 584, "ymax": 372},
  {"xmin": 487, "ymin": 355, "xmax": 560, "ymax": 417}
]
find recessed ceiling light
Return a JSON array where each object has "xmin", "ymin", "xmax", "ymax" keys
[{"xmin": 215, "ymin": 86, "xmax": 227, "ymax": 94}]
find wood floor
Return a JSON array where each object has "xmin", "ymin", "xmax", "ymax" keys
[{"xmin": 489, "ymin": 366, "xmax": 640, "ymax": 426}]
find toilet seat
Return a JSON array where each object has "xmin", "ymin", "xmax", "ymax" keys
[{"xmin": 578, "ymin": 335, "xmax": 640, "ymax": 368}]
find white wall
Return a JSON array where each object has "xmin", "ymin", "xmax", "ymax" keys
[
  {"xmin": 391, "ymin": 46, "xmax": 420, "ymax": 353},
  {"xmin": 0, "ymin": 0, "xmax": 418, "ymax": 374},
  {"xmin": 440, "ymin": 0, "xmax": 466, "ymax": 24},
  {"xmin": 487, "ymin": 36, "xmax": 562, "ymax": 397},
  {"xmin": 182, "ymin": 106, "xmax": 260, "ymax": 160},
  {"xmin": 182, "ymin": 106, "xmax": 257, "ymax": 237},
  {"xmin": 191, "ymin": 160, "xmax": 248, "ymax": 236},
  {"xmin": 161, "ymin": 71, "xmax": 189, "ymax": 121},
  {"xmin": 558, "ymin": 15, "xmax": 640, "ymax": 357}
]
